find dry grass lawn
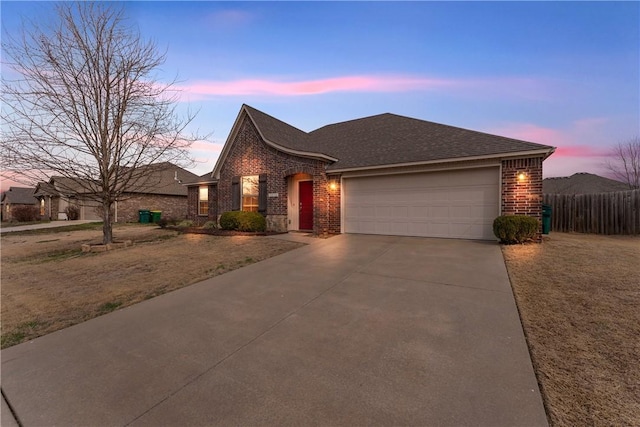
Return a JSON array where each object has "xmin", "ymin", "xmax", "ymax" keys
[
  {"xmin": 502, "ymin": 232, "xmax": 640, "ymax": 426},
  {"xmin": 1, "ymin": 223, "xmax": 304, "ymax": 348}
]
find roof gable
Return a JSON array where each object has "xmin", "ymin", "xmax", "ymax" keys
[{"xmin": 211, "ymin": 105, "xmax": 336, "ymax": 179}]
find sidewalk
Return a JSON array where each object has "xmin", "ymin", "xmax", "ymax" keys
[{"xmin": 0, "ymin": 220, "xmax": 101, "ymax": 234}]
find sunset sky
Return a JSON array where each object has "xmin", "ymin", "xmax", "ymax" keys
[{"xmin": 2, "ymin": 1, "xmax": 638, "ymax": 191}]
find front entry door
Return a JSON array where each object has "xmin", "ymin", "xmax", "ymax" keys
[{"xmin": 299, "ymin": 181, "xmax": 313, "ymax": 231}]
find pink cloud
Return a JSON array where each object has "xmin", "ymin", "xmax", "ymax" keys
[
  {"xmin": 190, "ymin": 140, "xmax": 224, "ymax": 153},
  {"xmin": 175, "ymin": 75, "xmax": 461, "ymax": 98},
  {"xmin": 553, "ymin": 145, "xmax": 611, "ymax": 157},
  {"xmin": 488, "ymin": 120, "xmax": 618, "ymax": 154},
  {"xmin": 173, "ymin": 74, "xmax": 555, "ymax": 101},
  {"xmin": 489, "ymin": 123, "xmax": 566, "ymax": 145},
  {"xmin": 487, "ymin": 119, "xmax": 622, "ymax": 178}
]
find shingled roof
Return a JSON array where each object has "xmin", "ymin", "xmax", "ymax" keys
[
  {"xmin": 1, "ymin": 187, "xmax": 37, "ymax": 205},
  {"xmin": 125, "ymin": 162, "xmax": 199, "ymax": 196},
  {"xmin": 35, "ymin": 163, "xmax": 199, "ymax": 197},
  {"xmin": 309, "ymin": 113, "xmax": 554, "ymax": 171},
  {"xmin": 236, "ymin": 105, "xmax": 554, "ymax": 172},
  {"xmin": 543, "ymin": 173, "xmax": 630, "ymax": 194}
]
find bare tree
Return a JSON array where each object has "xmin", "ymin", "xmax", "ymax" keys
[
  {"xmin": 1, "ymin": 2, "xmax": 200, "ymax": 243},
  {"xmin": 605, "ymin": 137, "xmax": 640, "ymax": 190}
]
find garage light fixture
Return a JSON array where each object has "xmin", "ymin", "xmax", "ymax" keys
[
  {"xmin": 518, "ymin": 172, "xmax": 527, "ymax": 182},
  {"xmin": 329, "ymin": 181, "xmax": 338, "ymax": 191}
]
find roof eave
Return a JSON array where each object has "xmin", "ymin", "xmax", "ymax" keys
[
  {"xmin": 327, "ymin": 148, "xmax": 556, "ymax": 173},
  {"xmin": 260, "ymin": 140, "xmax": 337, "ymax": 163},
  {"xmin": 183, "ymin": 179, "xmax": 218, "ymax": 187}
]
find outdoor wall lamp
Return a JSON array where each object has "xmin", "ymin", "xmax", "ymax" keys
[
  {"xmin": 518, "ymin": 172, "xmax": 527, "ymax": 182},
  {"xmin": 329, "ymin": 181, "xmax": 338, "ymax": 191}
]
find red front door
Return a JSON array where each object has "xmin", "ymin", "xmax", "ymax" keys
[{"xmin": 299, "ymin": 181, "xmax": 313, "ymax": 230}]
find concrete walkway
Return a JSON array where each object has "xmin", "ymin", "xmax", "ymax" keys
[
  {"xmin": 0, "ymin": 220, "xmax": 101, "ymax": 234},
  {"xmin": 1, "ymin": 234, "xmax": 547, "ymax": 426}
]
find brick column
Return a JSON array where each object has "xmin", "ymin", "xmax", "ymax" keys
[{"xmin": 501, "ymin": 157, "xmax": 544, "ymax": 240}]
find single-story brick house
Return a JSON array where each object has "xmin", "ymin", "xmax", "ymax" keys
[
  {"xmin": 35, "ymin": 162, "xmax": 198, "ymax": 221},
  {"xmin": 186, "ymin": 104, "xmax": 555, "ymax": 240},
  {"xmin": 1, "ymin": 187, "xmax": 38, "ymax": 221}
]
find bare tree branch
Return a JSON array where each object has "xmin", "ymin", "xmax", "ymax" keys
[
  {"xmin": 604, "ymin": 137, "xmax": 640, "ymax": 190},
  {"xmin": 1, "ymin": 2, "xmax": 202, "ymax": 243}
]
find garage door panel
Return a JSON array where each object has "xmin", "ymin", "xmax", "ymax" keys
[
  {"xmin": 344, "ymin": 168, "xmax": 499, "ymax": 240},
  {"xmin": 409, "ymin": 206, "xmax": 428, "ymax": 218}
]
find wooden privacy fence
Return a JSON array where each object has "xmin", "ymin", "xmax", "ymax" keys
[{"xmin": 543, "ymin": 190, "xmax": 640, "ymax": 234}]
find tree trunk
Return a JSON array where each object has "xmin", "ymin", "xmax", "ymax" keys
[{"xmin": 102, "ymin": 202, "xmax": 113, "ymax": 244}]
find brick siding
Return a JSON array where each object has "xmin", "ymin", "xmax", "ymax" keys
[
  {"xmin": 213, "ymin": 112, "xmax": 341, "ymax": 234},
  {"xmin": 187, "ymin": 184, "xmax": 217, "ymax": 225},
  {"xmin": 501, "ymin": 157, "xmax": 544, "ymax": 239},
  {"xmin": 116, "ymin": 194, "xmax": 188, "ymax": 222}
]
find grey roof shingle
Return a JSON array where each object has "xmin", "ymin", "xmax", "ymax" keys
[
  {"xmin": 309, "ymin": 113, "xmax": 553, "ymax": 170},
  {"xmin": 543, "ymin": 173, "xmax": 630, "ymax": 194},
  {"xmin": 241, "ymin": 105, "xmax": 554, "ymax": 171}
]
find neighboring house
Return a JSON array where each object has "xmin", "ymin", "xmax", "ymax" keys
[
  {"xmin": 543, "ymin": 173, "xmax": 630, "ymax": 195},
  {"xmin": 186, "ymin": 104, "xmax": 555, "ymax": 240},
  {"xmin": 35, "ymin": 162, "xmax": 198, "ymax": 222},
  {"xmin": 35, "ymin": 177, "xmax": 102, "ymax": 220},
  {"xmin": 1, "ymin": 187, "xmax": 38, "ymax": 221},
  {"xmin": 113, "ymin": 162, "xmax": 199, "ymax": 222}
]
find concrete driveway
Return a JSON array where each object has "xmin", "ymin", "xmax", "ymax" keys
[{"xmin": 1, "ymin": 234, "xmax": 547, "ymax": 426}]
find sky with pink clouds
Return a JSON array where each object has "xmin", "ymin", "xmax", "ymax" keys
[{"xmin": 1, "ymin": 1, "xmax": 639, "ymax": 192}]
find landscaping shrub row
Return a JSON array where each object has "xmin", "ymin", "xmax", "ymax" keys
[{"xmin": 158, "ymin": 212, "xmax": 266, "ymax": 233}]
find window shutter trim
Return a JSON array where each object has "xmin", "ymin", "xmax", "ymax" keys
[
  {"xmin": 231, "ymin": 176, "xmax": 240, "ymax": 211},
  {"xmin": 258, "ymin": 174, "xmax": 267, "ymax": 215}
]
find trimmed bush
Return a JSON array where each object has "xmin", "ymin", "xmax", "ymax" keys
[
  {"xmin": 202, "ymin": 221, "xmax": 218, "ymax": 230},
  {"xmin": 11, "ymin": 205, "xmax": 39, "ymax": 222},
  {"xmin": 219, "ymin": 211, "xmax": 239, "ymax": 230},
  {"xmin": 65, "ymin": 205, "xmax": 80, "ymax": 220},
  {"xmin": 493, "ymin": 215, "xmax": 539, "ymax": 244},
  {"xmin": 219, "ymin": 211, "xmax": 266, "ymax": 232}
]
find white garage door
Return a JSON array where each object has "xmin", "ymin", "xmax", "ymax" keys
[{"xmin": 343, "ymin": 167, "xmax": 499, "ymax": 240}]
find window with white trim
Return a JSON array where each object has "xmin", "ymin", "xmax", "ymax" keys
[
  {"xmin": 242, "ymin": 175, "xmax": 259, "ymax": 212},
  {"xmin": 198, "ymin": 186, "xmax": 208, "ymax": 216}
]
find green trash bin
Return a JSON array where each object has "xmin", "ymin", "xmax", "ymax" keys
[
  {"xmin": 542, "ymin": 204, "xmax": 552, "ymax": 234},
  {"xmin": 139, "ymin": 209, "xmax": 151, "ymax": 224},
  {"xmin": 150, "ymin": 210, "xmax": 162, "ymax": 223}
]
